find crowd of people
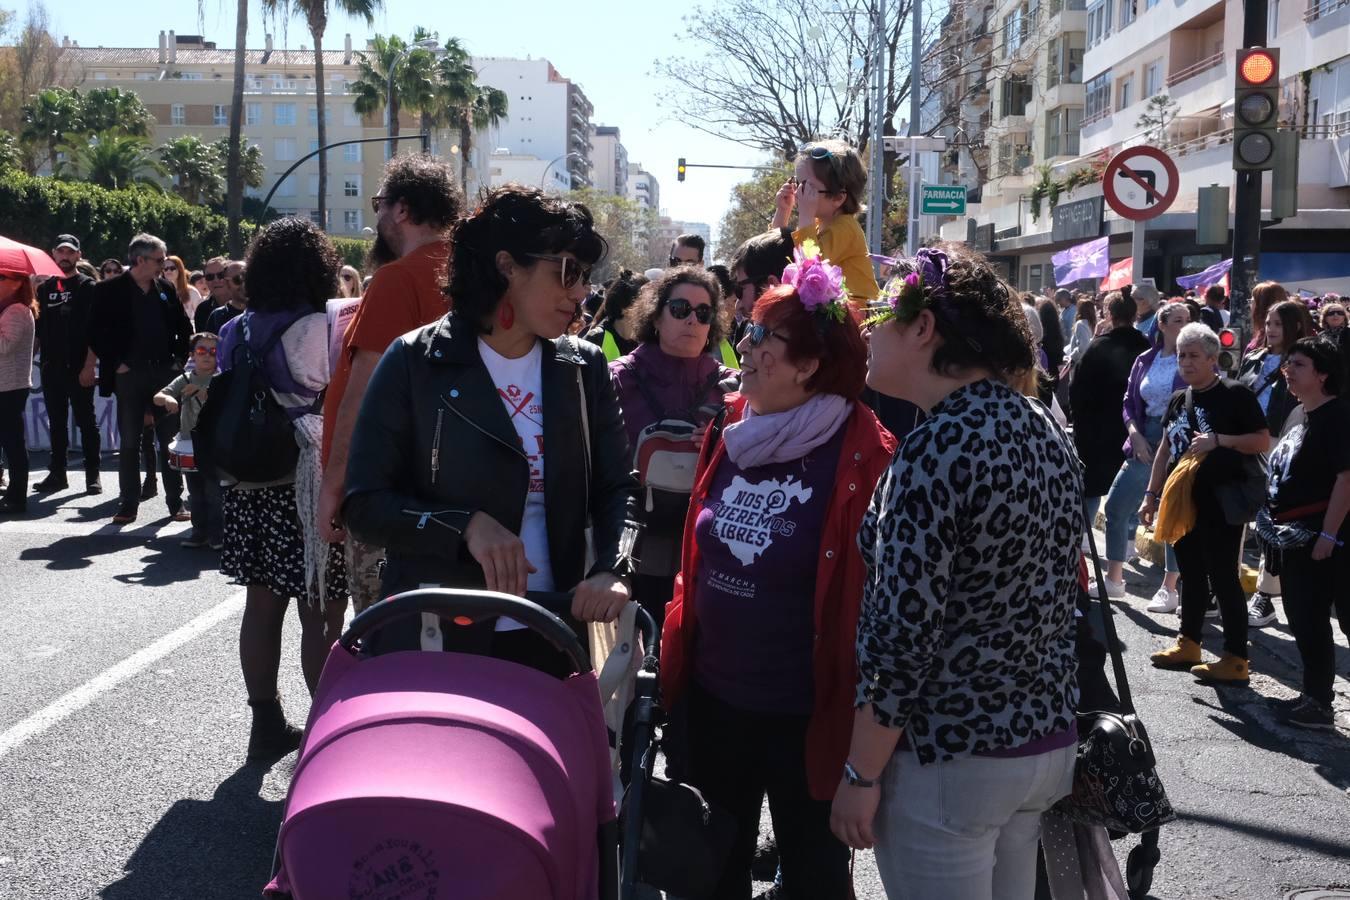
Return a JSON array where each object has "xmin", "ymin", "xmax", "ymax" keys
[{"xmin": 1, "ymin": 139, "xmax": 1347, "ymax": 899}]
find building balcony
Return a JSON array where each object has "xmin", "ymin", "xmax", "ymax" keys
[
  {"xmin": 1165, "ymin": 51, "xmax": 1223, "ymax": 91},
  {"xmin": 1304, "ymin": 0, "xmax": 1350, "ymax": 21}
]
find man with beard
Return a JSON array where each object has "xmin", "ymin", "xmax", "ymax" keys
[
  {"xmin": 84, "ymin": 233, "xmax": 192, "ymax": 524},
  {"xmin": 205, "ymin": 260, "xmax": 247, "ymax": 335},
  {"xmin": 193, "ymin": 256, "xmax": 233, "ymax": 332},
  {"xmin": 318, "ymin": 154, "xmax": 461, "ymax": 613},
  {"xmin": 34, "ymin": 234, "xmax": 101, "ymax": 494}
]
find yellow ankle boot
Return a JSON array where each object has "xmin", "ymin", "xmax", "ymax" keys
[
  {"xmin": 1191, "ymin": 654, "xmax": 1250, "ymax": 685},
  {"xmin": 1150, "ymin": 636, "xmax": 1202, "ymax": 670}
]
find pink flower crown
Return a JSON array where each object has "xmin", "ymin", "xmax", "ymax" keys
[{"xmin": 780, "ymin": 241, "xmax": 849, "ymax": 325}]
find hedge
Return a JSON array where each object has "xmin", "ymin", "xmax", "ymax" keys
[{"xmin": 0, "ymin": 169, "xmax": 374, "ymax": 270}]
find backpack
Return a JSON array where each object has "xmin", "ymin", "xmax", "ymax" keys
[
  {"xmin": 630, "ymin": 367, "xmax": 724, "ymax": 530},
  {"xmin": 194, "ymin": 315, "xmax": 301, "ymax": 483}
]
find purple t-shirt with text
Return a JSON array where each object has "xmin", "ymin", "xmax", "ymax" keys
[{"xmin": 690, "ymin": 425, "xmax": 844, "ymax": 715}]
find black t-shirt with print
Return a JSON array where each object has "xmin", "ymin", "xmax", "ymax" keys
[
  {"xmin": 1162, "ymin": 378, "xmax": 1267, "ymax": 498},
  {"xmin": 1267, "ymin": 396, "xmax": 1350, "ymax": 520}
]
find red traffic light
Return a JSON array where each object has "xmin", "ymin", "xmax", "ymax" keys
[
  {"xmin": 1219, "ymin": 329, "xmax": 1238, "ymax": 348},
  {"xmin": 1239, "ymin": 50, "xmax": 1276, "ymax": 85}
]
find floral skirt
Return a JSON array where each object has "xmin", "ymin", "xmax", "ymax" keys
[{"xmin": 221, "ymin": 483, "xmax": 348, "ymax": 606}]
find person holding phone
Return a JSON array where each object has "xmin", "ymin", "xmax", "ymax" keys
[{"xmin": 609, "ymin": 267, "xmax": 740, "ymax": 625}]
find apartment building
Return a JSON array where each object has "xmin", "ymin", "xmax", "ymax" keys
[
  {"xmin": 943, "ymin": 0, "xmax": 1350, "ymax": 294},
  {"xmin": 628, "ymin": 165, "xmax": 660, "ymax": 213},
  {"xmin": 470, "ymin": 57, "xmax": 594, "ymax": 190},
  {"xmin": 589, "ymin": 125, "xmax": 629, "ymax": 197}
]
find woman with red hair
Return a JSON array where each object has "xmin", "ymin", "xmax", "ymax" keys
[
  {"xmin": 661, "ymin": 250, "xmax": 895, "ymax": 899},
  {"xmin": 0, "ymin": 271, "xmax": 37, "ymax": 514}
]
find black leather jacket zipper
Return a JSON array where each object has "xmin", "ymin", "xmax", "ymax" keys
[{"xmin": 440, "ymin": 395, "xmax": 527, "ymax": 460}]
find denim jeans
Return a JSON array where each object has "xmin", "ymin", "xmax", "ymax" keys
[
  {"xmin": 1102, "ymin": 416, "xmax": 1177, "ymax": 572},
  {"xmin": 185, "ymin": 469, "xmax": 222, "ymax": 542},
  {"xmin": 873, "ymin": 744, "xmax": 1077, "ymax": 900}
]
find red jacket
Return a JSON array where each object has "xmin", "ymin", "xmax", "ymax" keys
[{"xmin": 660, "ymin": 395, "xmax": 896, "ymax": 801}]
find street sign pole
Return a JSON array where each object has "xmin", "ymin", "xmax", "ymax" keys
[{"xmin": 1132, "ymin": 220, "xmax": 1145, "ymax": 286}]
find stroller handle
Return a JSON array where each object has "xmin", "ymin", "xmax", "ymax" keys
[{"xmin": 340, "ymin": 588, "xmax": 590, "ymax": 674}]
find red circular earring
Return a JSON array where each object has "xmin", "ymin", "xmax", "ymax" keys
[{"xmin": 499, "ymin": 301, "xmax": 515, "ymax": 330}]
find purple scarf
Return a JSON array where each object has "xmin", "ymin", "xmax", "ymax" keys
[
  {"xmin": 723, "ymin": 393, "xmax": 851, "ymax": 468},
  {"xmin": 218, "ymin": 310, "xmax": 317, "ymax": 420}
]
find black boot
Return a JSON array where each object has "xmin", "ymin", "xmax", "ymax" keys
[
  {"xmin": 246, "ymin": 695, "xmax": 303, "ymax": 761},
  {"xmin": 33, "ymin": 472, "xmax": 68, "ymax": 493}
]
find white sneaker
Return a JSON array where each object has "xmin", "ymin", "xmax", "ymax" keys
[
  {"xmin": 1089, "ymin": 577, "xmax": 1126, "ymax": 599},
  {"xmin": 1147, "ymin": 586, "xmax": 1179, "ymax": 614}
]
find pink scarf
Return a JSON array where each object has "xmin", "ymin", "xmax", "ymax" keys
[{"xmin": 723, "ymin": 393, "xmax": 851, "ymax": 468}]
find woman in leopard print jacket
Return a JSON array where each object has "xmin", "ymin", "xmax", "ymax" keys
[{"xmin": 831, "ymin": 244, "xmax": 1084, "ymax": 900}]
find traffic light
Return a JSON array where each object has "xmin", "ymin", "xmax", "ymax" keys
[
  {"xmin": 677, "ymin": 157, "xmax": 687, "ymax": 182},
  {"xmin": 1218, "ymin": 327, "xmax": 1242, "ymax": 372},
  {"xmin": 1233, "ymin": 48, "xmax": 1280, "ymax": 171}
]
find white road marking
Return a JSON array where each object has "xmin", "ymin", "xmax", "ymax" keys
[{"xmin": 0, "ymin": 590, "xmax": 246, "ymax": 760}]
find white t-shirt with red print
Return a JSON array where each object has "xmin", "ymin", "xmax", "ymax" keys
[{"xmin": 479, "ymin": 338, "xmax": 555, "ymax": 630}]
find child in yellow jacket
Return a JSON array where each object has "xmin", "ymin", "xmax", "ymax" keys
[{"xmin": 771, "ymin": 139, "xmax": 880, "ymax": 304}]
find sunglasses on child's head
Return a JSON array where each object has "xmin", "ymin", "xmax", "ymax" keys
[{"xmin": 666, "ymin": 297, "xmax": 714, "ymax": 324}]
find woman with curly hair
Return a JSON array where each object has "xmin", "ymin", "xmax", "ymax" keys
[
  {"xmin": 832, "ymin": 243, "xmax": 1083, "ymax": 898},
  {"xmin": 216, "ymin": 217, "xmax": 349, "ymax": 760},
  {"xmin": 344, "ymin": 184, "xmax": 641, "ymax": 667},
  {"xmin": 609, "ymin": 267, "xmax": 740, "ymax": 625},
  {"xmin": 661, "ymin": 249, "xmax": 894, "ymax": 899}
]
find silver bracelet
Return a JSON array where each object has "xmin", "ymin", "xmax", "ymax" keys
[{"xmin": 1319, "ymin": 531, "xmax": 1343, "ymax": 547}]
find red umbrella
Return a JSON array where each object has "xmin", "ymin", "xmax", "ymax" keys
[{"xmin": 0, "ymin": 235, "xmax": 64, "ymax": 277}]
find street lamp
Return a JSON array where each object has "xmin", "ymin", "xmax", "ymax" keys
[
  {"xmin": 387, "ymin": 38, "xmax": 439, "ymax": 153},
  {"xmin": 540, "ymin": 151, "xmax": 582, "ymax": 191}
]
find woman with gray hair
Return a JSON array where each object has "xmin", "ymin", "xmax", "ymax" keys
[{"xmin": 1140, "ymin": 323, "xmax": 1269, "ymax": 685}]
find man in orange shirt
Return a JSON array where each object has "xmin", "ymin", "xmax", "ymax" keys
[{"xmin": 319, "ymin": 154, "xmax": 462, "ymax": 612}]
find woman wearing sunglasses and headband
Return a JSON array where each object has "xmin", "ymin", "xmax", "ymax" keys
[
  {"xmin": 344, "ymin": 185, "xmax": 641, "ymax": 668},
  {"xmin": 661, "ymin": 248, "xmax": 894, "ymax": 899},
  {"xmin": 831, "ymin": 244, "xmax": 1082, "ymax": 898},
  {"xmin": 771, "ymin": 139, "xmax": 880, "ymax": 304},
  {"xmin": 609, "ymin": 267, "xmax": 740, "ymax": 626}
]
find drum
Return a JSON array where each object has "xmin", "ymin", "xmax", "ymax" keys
[{"xmin": 168, "ymin": 436, "xmax": 197, "ymax": 473}]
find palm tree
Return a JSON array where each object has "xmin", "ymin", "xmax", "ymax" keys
[
  {"xmin": 350, "ymin": 34, "xmax": 437, "ymax": 142},
  {"xmin": 78, "ymin": 87, "xmax": 155, "ymax": 137},
  {"xmin": 262, "ymin": 0, "xmax": 381, "ymax": 230},
  {"xmin": 212, "ymin": 136, "xmax": 266, "ymax": 191},
  {"xmin": 160, "ymin": 135, "xmax": 225, "ymax": 205},
  {"xmin": 226, "ymin": 0, "xmax": 248, "ymax": 255},
  {"xmin": 57, "ymin": 133, "xmax": 164, "ymax": 191},
  {"xmin": 426, "ymin": 38, "xmax": 508, "ymax": 190},
  {"xmin": 20, "ymin": 86, "xmax": 81, "ymax": 172}
]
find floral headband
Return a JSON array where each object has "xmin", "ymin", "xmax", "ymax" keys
[
  {"xmin": 780, "ymin": 240, "xmax": 850, "ymax": 326},
  {"xmin": 864, "ymin": 248, "xmax": 952, "ymax": 327}
]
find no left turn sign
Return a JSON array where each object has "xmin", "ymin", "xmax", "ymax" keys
[{"xmin": 1102, "ymin": 146, "xmax": 1179, "ymax": 221}]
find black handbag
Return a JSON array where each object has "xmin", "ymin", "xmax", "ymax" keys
[
  {"xmin": 1054, "ymin": 528, "xmax": 1176, "ymax": 834},
  {"xmin": 619, "ymin": 776, "xmax": 737, "ymax": 897},
  {"xmin": 1184, "ymin": 387, "xmax": 1267, "ymax": 526}
]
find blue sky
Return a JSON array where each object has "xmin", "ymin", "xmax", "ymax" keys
[{"xmin": 37, "ymin": 0, "xmax": 769, "ymax": 250}]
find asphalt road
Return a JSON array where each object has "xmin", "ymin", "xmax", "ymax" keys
[{"xmin": 1, "ymin": 455, "xmax": 1347, "ymax": 899}]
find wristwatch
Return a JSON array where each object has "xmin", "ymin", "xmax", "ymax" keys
[{"xmin": 843, "ymin": 761, "xmax": 878, "ymax": 788}]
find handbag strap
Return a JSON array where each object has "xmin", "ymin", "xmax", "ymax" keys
[
  {"xmin": 1083, "ymin": 526, "xmax": 1136, "ymax": 716},
  {"xmin": 1183, "ymin": 386, "xmax": 1200, "ymax": 435}
]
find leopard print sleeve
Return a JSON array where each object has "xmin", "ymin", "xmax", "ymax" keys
[
  {"xmin": 855, "ymin": 410, "xmax": 964, "ymax": 731},
  {"xmin": 855, "ymin": 379, "xmax": 1083, "ymax": 763}
]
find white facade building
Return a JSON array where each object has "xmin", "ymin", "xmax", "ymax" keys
[
  {"xmin": 589, "ymin": 125, "xmax": 629, "ymax": 197},
  {"xmin": 483, "ymin": 150, "xmax": 573, "ymax": 193},
  {"xmin": 471, "ymin": 57, "xmax": 594, "ymax": 190},
  {"xmin": 628, "ymin": 165, "xmax": 660, "ymax": 213}
]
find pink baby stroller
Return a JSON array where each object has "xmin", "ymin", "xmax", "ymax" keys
[{"xmin": 264, "ymin": 588, "xmax": 654, "ymax": 900}]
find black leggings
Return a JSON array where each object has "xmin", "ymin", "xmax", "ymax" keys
[
  {"xmin": 1175, "ymin": 515, "xmax": 1248, "ymax": 658},
  {"xmin": 1277, "ymin": 543, "xmax": 1350, "ymax": 706},
  {"xmin": 685, "ymin": 682, "xmax": 850, "ymax": 900},
  {"xmin": 0, "ymin": 389, "xmax": 28, "ymax": 502}
]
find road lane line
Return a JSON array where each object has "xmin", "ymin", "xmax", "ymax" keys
[{"xmin": 0, "ymin": 590, "xmax": 246, "ymax": 760}]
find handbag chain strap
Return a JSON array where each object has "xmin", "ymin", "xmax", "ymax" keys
[{"xmin": 1084, "ymin": 526, "xmax": 1137, "ymax": 716}]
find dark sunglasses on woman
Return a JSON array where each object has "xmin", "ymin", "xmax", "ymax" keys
[
  {"xmin": 526, "ymin": 252, "xmax": 590, "ymax": 289},
  {"xmin": 667, "ymin": 297, "xmax": 714, "ymax": 324},
  {"xmin": 744, "ymin": 322, "xmax": 787, "ymax": 346}
]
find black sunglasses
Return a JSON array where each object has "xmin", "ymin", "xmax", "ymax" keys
[
  {"xmin": 745, "ymin": 322, "xmax": 787, "ymax": 346},
  {"xmin": 101, "ymin": 267, "xmax": 121, "ymax": 274},
  {"xmin": 229, "ymin": 275, "xmax": 243, "ymax": 285},
  {"xmin": 1324, "ymin": 310, "xmax": 1345, "ymax": 317},
  {"xmin": 370, "ymin": 194, "xmax": 387, "ymax": 215},
  {"xmin": 667, "ymin": 297, "xmax": 714, "ymax": 324},
  {"xmin": 203, "ymin": 272, "xmax": 224, "ymax": 281},
  {"xmin": 526, "ymin": 253, "xmax": 590, "ymax": 289}
]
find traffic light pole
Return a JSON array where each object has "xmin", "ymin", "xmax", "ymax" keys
[{"xmin": 1229, "ymin": 0, "xmax": 1269, "ymax": 339}]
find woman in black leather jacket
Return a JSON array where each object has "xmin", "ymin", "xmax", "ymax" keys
[{"xmin": 343, "ymin": 185, "xmax": 641, "ymax": 668}]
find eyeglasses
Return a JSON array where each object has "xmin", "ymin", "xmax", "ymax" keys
[
  {"xmin": 229, "ymin": 275, "xmax": 244, "ymax": 286},
  {"xmin": 806, "ymin": 145, "xmax": 835, "ymax": 161},
  {"xmin": 745, "ymin": 322, "xmax": 787, "ymax": 346},
  {"xmin": 193, "ymin": 346, "xmax": 218, "ymax": 355},
  {"xmin": 370, "ymin": 195, "xmax": 387, "ymax": 215},
  {"xmin": 526, "ymin": 253, "xmax": 590, "ymax": 289},
  {"xmin": 203, "ymin": 272, "xmax": 224, "ymax": 281},
  {"xmin": 149, "ymin": 256, "xmax": 166, "ymax": 265},
  {"xmin": 666, "ymin": 297, "xmax": 714, "ymax": 324},
  {"xmin": 101, "ymin": 267, "xmax": 121, "ymax": 275},
  {"xmin": 163, "ymin": 264, "xmax": 178, "ymax": 273},
  {"xmin": 1324, "ymin": 310, "xmax": 1345, "ymax": 318},
  {"xmin": 342, "ymin": 273, "xmax": 357, "ymax": 281}
]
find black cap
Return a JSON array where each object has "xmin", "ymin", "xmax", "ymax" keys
[{"xmin": 54, "ymin": 234, "xmax": 81, "ymax": 252}]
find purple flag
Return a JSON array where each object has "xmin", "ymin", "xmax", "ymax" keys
[
  {"xmin": 1052, "ymin": 237, "xmax": 1110, "ymax": 286},
  {"xmin": 1176, "ymin": 258, "xmax": 1232, "ymax": 291}
]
